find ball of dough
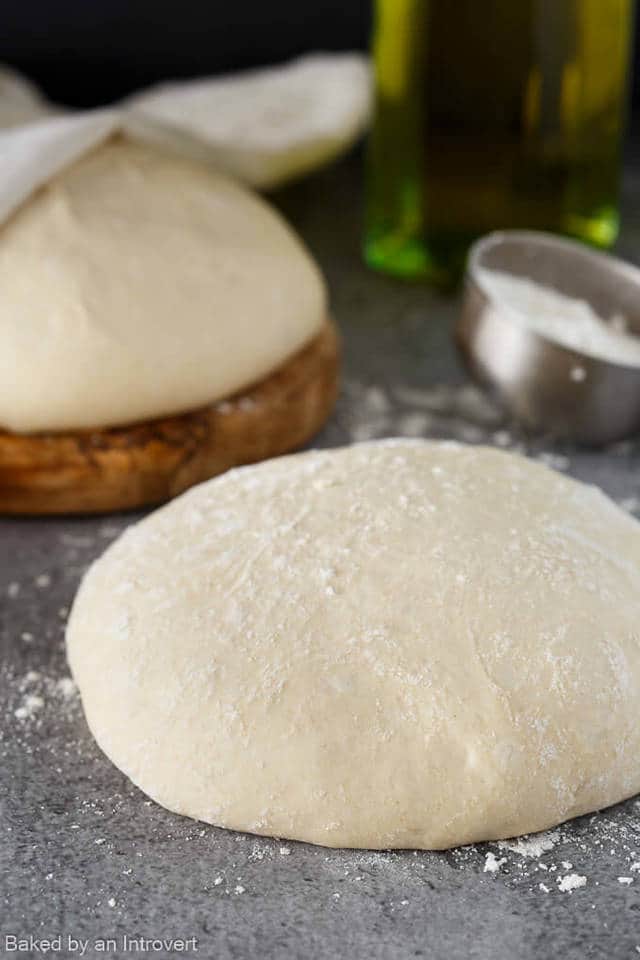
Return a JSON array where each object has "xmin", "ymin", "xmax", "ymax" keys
[
  {"xmin": 0, "ymin": 138, "xmax": 326, "ymax": 433},
  {"xmin": 67, "ymin": 440, "xmax": 640, "ymax": 849}
]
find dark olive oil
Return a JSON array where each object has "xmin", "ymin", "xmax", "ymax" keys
[{"xmin": 365, "ymin": 0, "xmax": 635, "ymax": 286}]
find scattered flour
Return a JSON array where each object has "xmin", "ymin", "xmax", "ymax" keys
[
  {"xmin": 557, "ymin": 873, "xmax": 587, "ymax": 893},
  {"xmin": 484, "ymin": 852, "xmax": 506, "ymax": 873},
  {"xmin": 341, "ymin": 380, "xmax": 507, "ymax": 448},
  {"xmin": 56, "ymin": 677, "xmax": 77, "ymax": 699},
  {"xmin": 8, "ymin": 670, "xmax": 79, "ymax": 725},
  {"xmin": 498, "ymin": 829, "xmax": 559, "ymax": 858},
  {"xmin": 248, "ymin": 843, "xmax": 268, "ymax": 861},
  {"xmin": 14, "ymin": 694, "xmax": 44, "ymax": 721}
]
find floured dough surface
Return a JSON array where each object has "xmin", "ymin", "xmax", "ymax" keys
[
  {"xmin": 67, "ymin": 440, "xmax": 640, "ymax": 849},
  {"xmin": 0, "ymin": 138, "xmax": 326, "ymax": 433}
]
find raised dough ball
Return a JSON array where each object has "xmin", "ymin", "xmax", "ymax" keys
[
  {"xmin": 0, "ymin": 138, "xmax": 326, "ymax": 433},
  {"xmin": 67, "ymin": 440, "xmax": 640, "ymax": 849}
]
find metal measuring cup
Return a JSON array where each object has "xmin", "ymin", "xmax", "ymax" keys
[{"xmin": 455, "ymin": 230, "xmax": 640, "ymax": 446}]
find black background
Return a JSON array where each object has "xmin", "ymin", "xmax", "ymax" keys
[
  {"xmin": 0, "ymin": 1, "xmax": 638, "ymax": 132},
  {"xmin": 0, "ymin": 1, "xmax": 371, "ymax": 107}
]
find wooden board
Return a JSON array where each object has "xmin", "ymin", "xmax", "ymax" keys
[{"xmin": 0, "ymin": 318, "xmax": 340, "ymax": 515}]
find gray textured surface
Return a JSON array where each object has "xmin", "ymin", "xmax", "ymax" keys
[{"xmin": 2, "ymin": 157, "xmax": 640, "ymax": 959}]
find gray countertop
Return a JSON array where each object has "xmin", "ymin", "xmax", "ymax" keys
[{"xmin": 2, "ymin": 156, "xmax": 640, "ymax": 960}]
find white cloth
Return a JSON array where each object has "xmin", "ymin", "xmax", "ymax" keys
[{"xmin": 0, "ymin": 53, "xmax": 371, "ymax": 225}]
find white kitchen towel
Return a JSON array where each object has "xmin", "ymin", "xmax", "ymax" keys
[{"xmin": 0, "ymin": 53, "xmax": 371, "ymax": 225}]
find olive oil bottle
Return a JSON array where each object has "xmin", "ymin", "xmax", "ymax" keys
[{"xmin": 365, "ymin": 0, "xmax": 635, "ymax": 286}]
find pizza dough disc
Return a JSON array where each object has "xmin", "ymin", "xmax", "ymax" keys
[
  {"xmin": 67, "ymin": 440, "xmax": 640, "ymax": 849},
  {"xmin": 0, "ymin": 138, "xmax": 326, "ymax": 433}
]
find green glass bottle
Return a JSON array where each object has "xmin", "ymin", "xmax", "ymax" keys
[{"xmin": 365, "ymin": 0, "xmax": 635, "ymax": 287}]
